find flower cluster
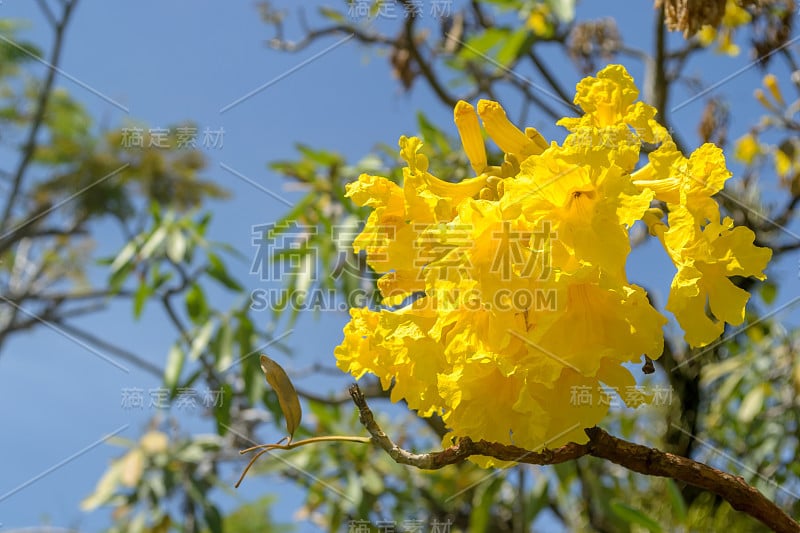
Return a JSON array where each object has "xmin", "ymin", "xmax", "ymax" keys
[{"xmin": 335, "ymin": 65, "xmax": 771, "ymax": 461}]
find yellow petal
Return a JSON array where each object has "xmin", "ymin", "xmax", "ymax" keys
[
  {"xmin": 454, "ymin": 100, "xmax": 487, "ymax": 174},
  {"xmin": 477, "ymin": 100, "xmax": 541, "ymax": 158},
  {"xmin": 764, "ymin": 73, "xmax": 784, "ymax": 105}
]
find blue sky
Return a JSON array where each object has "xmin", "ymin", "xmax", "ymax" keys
[{"xmin": 0, "ymin": 1, "xmax": 798, "ymax": 532}]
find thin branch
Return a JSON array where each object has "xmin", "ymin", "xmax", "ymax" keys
[
  {"xmin": 35, "ymin": 0, "xmax": 57, "ymax": 28},
  {"xmin": 576, "ymin": 461, "xmax": 615, "ymax": 533},
  {"xmin": 159, "ymin": 259, "xmax": 229, "ymax": 393},
  {"xmin": 400, "ymin": 8, "xmax": 459, "ymax": 108},
  {"xmin": 349, "ymin": 384, "xmax": 800, "ymax": 533},
  {"xmin": 295, "ymin": 379, "xmax": 386, "ymax": 405},
  {"xmin": 649, "ymin": 5, "xmax": 688, "ymax": 156},
  {"xmin": 526, "ymin": 50, "xmax": 573, "ymax": 107},
  {"xmin": 23, "ymin": 287, "xmax": 134, "ymax": 302},
  {"xmin": 0, "ymin": 0, "xmax": 79, "ymax": 233},
  {"xmin": 267, "ymin": 24, "xmax": 393, "ymax": 52},
  {"xmin": 773, "ymin": 193, "xmax": 800, "ymax": 229},
  {"xmin": 23, "ymin": 226, "xmax": 89, "ymax": 239},
  {"xmin": 508, "ymin": 74, "xmax": 563, "ymax": 122},
  {"xmin": 55, "ymin": 320, "xmax": 163, "ymax": 376}
]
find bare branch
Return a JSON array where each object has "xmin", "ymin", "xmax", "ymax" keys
[
  {"xmin": 526, "ymin": 51, "xmax": 573, "ymax": 108},
  {"xmin": 55, "ymin": 320, "xmax": 163, "ymax": 377},
  {"xmin": 400, "ymin": 8, "xmax": 459, "ymax": 108},
  {"xmin": 349, "ymin": 384, "xmax": 800, "ymax": 533}
]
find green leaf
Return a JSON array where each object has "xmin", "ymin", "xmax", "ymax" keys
[
  {"xmin": 215, "ymin": 383, "xmax": 233, "ymax": 436},
  {"xmin": 344, "ymin": 470, "xmax": 363, "ymax": 509},
  {"xmin": 525, "ymin": 475, "xmax": 549, "ymax": 523},
  {"xmin": 81, "ymin": 460, "xmax": 123, "ymax": 511},
  {"xmin": 318, "ymin": 6, "xmax": 345, "ymax": 23},
  {"xmin": 496, "ymin": 27, "xmax": 530, "ymax": 67},
  {"xmin": 297, "ymin": 143, "xmax": 342, "ymax": 167},
  {"xmin": 222, "ymin": 496, "xmax": 294, "ymax": 533},
  {"xmin": 139, "ymin": 226, "xmax": 167, "ymax": 260},
  {"xmin": 215, "ymin": 318, "xmax": 234, "ymax": 372},
  {"xmin": 207, "ymin": 253, "xmax": 244, "ymax": 292},
  {"xmin": 166, "ymin": 228, "xmax": 187, "ymax": 263},
  {"xmin": 546, "ymin": 0, "xmax": 576, "ymax": 23},
  {"xmin": 203, "ymin": 503, "xmax": 224, "ymax": 533},
  {"xmin": 459, "ymin": 28, "xmax": 507, "ymax": 61},
  {"xmin": 110, "ymin": 240, "xmax": 138, "ymax": 273},
  {"xmin": 185, "ymin": 283, "xmax": 209, "ymax": 324},
  {"xmin": 109, "ymin": 261, "xmax": 135, "ymax": 293},
  {"xmin": 469, "ymin": 476, "xmax": 504, "ymax": 533},
  {"xmin": 196, "ymin": 212, "xmax": 213, "ymax": 236},
  {"xmin": 738, "ymin": 384, "xmax": 765, "ymax": 424},
  {"xmin": 133, "ymin": 280, "xmax": 151, "ymax": 319},
  {"xmin": 760, "ymin": 281, "xmax": 777, "ymax": 305},
  {"xmin": 360, "ymin": 467, "xmax": 383, "ymax": 495},
  {"xmin": 189, "ymin": 320, "xmax": 215, "ymax": 361},
  {"xmin": 416, "ymin": 111, "xmax": 451, "ymax": 154},
  {"xmin": 609, "ymin": 500, "xmax": 662, "ymax": 532},
  {"xmin": 163, "ymin": 344, "xmax": 185, "ymax": 394},
  {"xmin": 666, "ymin": 479, "xmax": 688, "ymax": 522}
]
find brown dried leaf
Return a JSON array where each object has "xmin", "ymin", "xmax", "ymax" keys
[{"xmin": 260, "ymin": 354, "xmax": 302, "ymax": 440}]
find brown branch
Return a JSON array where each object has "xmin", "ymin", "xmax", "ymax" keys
[
  {"xmin": 526, "ymin": 50, "xmax": 573, "ymax": 108},
  {"xmin": 649, "ymin": 5, "xmax": 688, "ymax": 156},
  {"xmin": 349, "ymin": 384, "xmax": 800, "ymax": 533},
  {"xmin": 267, "ymin": 24, "xmax": 394, "ymax": 52},
  {"xmin": 400, "ymin": 6, "xmax": 459, "ymax": 109}
]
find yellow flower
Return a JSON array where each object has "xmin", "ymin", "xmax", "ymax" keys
[
  {"xmin": 346, "ymin": 137, "xmax": 486, "ymax": 305},
  {"xmin": 335, "ymin": 304, "xmax": 444, "ymax": 416},
  {"xmin": 508, "ymin": 143, "xmax": 654, "ymax": 277},
  {"xmin": 525, "ymin": 4, "xmax": 553, "ymax": 38},
  {"xmin": 525, "ymin": 267, "xmax": 666, "ymax": 376},
  {"xmin": 558, "ymin": 64, "xmax": 668, "ymax": 147},
  {"xmin": 646, "ymin": 207, "xmax": 771, "ymax": 347},
  {"xmin": 632, "ymin": 141, "xmax": 731, "ymax": 224},
  {"xmin": 775, "ymin": 147, "xmax": 793, "ymax": 178},
  {"xmin": 335, "ymin": 64, "xmax": 771, "ymax": 460},
  {"xmin": 734, "ymin": 134, "xmax": 761, "ymax": 165},
  {"xmin": 763, "ymin": 73, "xmax": 784, "ymax": 106},
  {"xmin": 634, "ymin": 139, "xmax": 771, "ymax": 346}
]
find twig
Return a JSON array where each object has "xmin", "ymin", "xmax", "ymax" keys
[
  {"xmin": 55, "ymin": 320, "xmax": 164, "ymax": 376},
  {"xmin": 235, "ymin": 434, "xmax": 371, "ymax": 488},
  {"xmin": 526, "ymin": 50, "xmax": 573, "ymax": 108},
  {"xmin": 400, "ymin": 5, "xmax": 459, "ymax": 108},
  {"xmin": 35, "ymin": 0, "xmax": 57, "ymax": 28},
  {"xmin": 349, "ymin": 384, "xmax": 800, "ymax": 533}
]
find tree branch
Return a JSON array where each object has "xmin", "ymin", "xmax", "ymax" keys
[
  {"xmin": 55, "ymin": 320, "xmax": 163, "ymax": 377},
  {"xmin": 400, "ymin": 6, "xmax": 459, "ymax": 109},
  {"xmin": 349, "ymin": 384, "xmax": 800, "ymax": 533},
  {"xmin": 0, "ymin": 0, "xmax": 79, "ymax": 233},
  {"xmin": 649, "ymin": 5, "xmax": 688, "ymax": 156}
]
